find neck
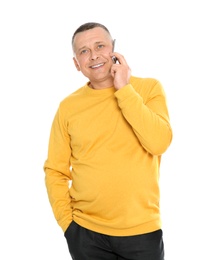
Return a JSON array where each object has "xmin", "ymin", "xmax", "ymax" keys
[{"xmin": 88, "ymin": 80, "xmax": 114, "ymax": 90}]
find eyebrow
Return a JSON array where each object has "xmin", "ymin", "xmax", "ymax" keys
[{"xmin": 78, "ymin": 41, "xmax": 104, "ymax": 52}]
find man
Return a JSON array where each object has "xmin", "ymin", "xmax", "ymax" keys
[{"xmin": 44, "ymin": 22, "xmax": 173, "ymax": 260}]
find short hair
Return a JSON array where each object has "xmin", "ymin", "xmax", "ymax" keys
[{"xmin": 72, "ymin": 22, "xmax": 112, "ymax": 50}]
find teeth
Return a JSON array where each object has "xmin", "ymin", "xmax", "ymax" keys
[{"xmin": 91, "ymin": 63, "xmax": 103, "ymax": 68}]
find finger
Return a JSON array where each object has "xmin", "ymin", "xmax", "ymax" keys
[{"xmin": 111, "ymin": 52, "xmax": 128, "ymax": 65}]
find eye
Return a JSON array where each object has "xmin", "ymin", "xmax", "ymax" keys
[
  {"xmin": 97, "ymin": 44, "xmax": 104, "ymax": 49},
  {"xmin": 81, "ymin": 49, "xmax": 87, "ymax": 54},
  {"xmin": 80, "ymin": 49, "xmax": 89, "ymax": 55}
]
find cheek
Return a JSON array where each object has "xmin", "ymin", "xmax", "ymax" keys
[
  {"xmin": 101, "ymin": 52, "xmax": 111, "ymax": 62},
  {"xmin": 78, "ymin": 57, "xmax": 90, "ymax": 70},
  {"xmin": 77, "ymin": 54, "xmax": 88, "ymax": 64}
]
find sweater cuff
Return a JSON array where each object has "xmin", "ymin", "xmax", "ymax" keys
[{"xmin": 114, "ymin": 84, "xmax": 138, "ymax": 102}]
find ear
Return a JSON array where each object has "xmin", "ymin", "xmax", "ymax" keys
[{"xmin": 73, "ymin": 57, "xmax": 81, "ymax": 71}]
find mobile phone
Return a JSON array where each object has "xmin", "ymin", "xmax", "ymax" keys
[{"xmin": 112, "ymin": 39, "xmax": 118, "ymax": 64}]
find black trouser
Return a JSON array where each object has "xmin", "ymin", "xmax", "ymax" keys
[{"xmin": 64, "ymin": 221, "xmax": 164, "ymax": 260}]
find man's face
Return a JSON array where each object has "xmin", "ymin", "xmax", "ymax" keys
[{"xmin": 73, "ymin": 27, "xmax": 114, "ymax": 83}]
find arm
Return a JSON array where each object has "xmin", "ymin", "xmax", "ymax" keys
[
  {"xmin": 44, "ymin": 107, "xmax": 72, "ymax": 232},
  {"xmin": 114, "ymin": 80, "xmax": 173, "ymax": 155},
  {"xmin": 110, "ymin": 52, "xmax": 172, "ymax": 155}
]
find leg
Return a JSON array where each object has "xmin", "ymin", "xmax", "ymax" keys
[
  {"xmin": 64, "ymin": 221, "xmax": 118, "ymax": 260},
  {"xmin": 111, "ymin": 229, "xmax": 165, "ymax": 260}
]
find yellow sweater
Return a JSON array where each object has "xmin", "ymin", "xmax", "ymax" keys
[{"xmin": 44, "ymin": 76, "xmax": 172, "ymax": 236}]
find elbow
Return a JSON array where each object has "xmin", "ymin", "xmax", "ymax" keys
[{"xmin": 145, "ymin": 127, "xmax": 173, "ymax": 156}]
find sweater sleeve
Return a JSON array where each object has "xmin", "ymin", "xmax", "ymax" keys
[
  {"xmin": 114, "ymin": 82, "xmax": 173, "ymax": 155},
  {"xmin": 44, "ymin": 106, "xmax": 72, "ymax": 232}
]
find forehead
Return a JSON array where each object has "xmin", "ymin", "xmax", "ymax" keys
[{"xmin": 73, "ymin": 27, "xmax": 112, "ymax": 50}]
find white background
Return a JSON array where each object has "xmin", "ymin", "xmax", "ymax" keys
[{"xmin": 0, "ymin": 0, "xmax": 203, "ymax": 259}]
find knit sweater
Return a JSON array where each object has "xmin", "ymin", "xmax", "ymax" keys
[{"xmin": 44, "ymin": 75, "xmax": 173, "ymax": 236}]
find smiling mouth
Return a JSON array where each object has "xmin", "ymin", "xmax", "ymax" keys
[{"xmin": 90, "ymin": 63, "xmax": 104, "ymax": 69}]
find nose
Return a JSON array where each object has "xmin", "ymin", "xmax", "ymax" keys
[{"xmin": 89, "ymin": 50, "xmax": 99, "ymax": 60}]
